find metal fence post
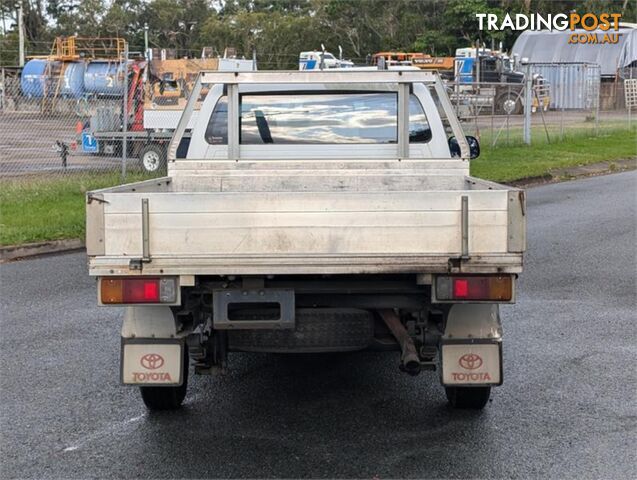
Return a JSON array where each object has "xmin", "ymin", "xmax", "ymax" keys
[
  {"xmin": 490, "ymin": 86, "xmax": 494, "ymax": 144},
  {"xmin": 594, "ymin": 67, "xmax": 600, "ymax": 137},
  {"xmin": 626, "ymin": 78, "xmax": 637, "ymax": 128},
  {"xmin": 121, "ymin": 42, "xmax": 128, "ymax": 182},
  {"xmin": 1, "ymin": 67, "xmax": 5, "ymax": 111},
  {"xmin": 523, "ymin": 63, "xmax": 532, "ymax": 145}
]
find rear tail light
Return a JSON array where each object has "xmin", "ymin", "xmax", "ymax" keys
[
  {"xmin": 100, "ymin": 277, "xmax": 177, "ymax": 304},
  {"xmin": 435, "ymin": 275, "xmax": 513, "ymax": 301}
]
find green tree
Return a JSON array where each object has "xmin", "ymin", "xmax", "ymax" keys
[
  {"xmin": 141, "ymin": 0, "xmax": 213, "ymax": 56},
  {"xmin": 2, "ymin": 0, "xmax": 635, "ymax": 69},
  {"xmin": 412, "ymin": 0, "xmax": 505, "ymax": 55}
]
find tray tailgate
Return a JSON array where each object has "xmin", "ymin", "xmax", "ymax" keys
[{"xmin": 96, "ymin": 190, "xmax": 509, "ymax": 259}]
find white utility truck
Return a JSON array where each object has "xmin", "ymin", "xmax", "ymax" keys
[
  {"xmin": 298, "ymin": 50, "xmax": 355, "ymax": 70},
  {"xmin": 86, "ymin": 71, "xmax": 526, "ymax": 411}
]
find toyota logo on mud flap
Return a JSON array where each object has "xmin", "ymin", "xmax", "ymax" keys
[
  {"xmin": 458, "ymin": 353, "xmax": 483, "ymax": 370},
  {"xmin": 140, "ymin": 353, "xmax": 164, "ymax": 370}
]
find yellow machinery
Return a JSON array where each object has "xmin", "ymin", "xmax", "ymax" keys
[
  {"xmin": 371, "ymin": 52, "xmax": 455, "ymax": 76},
  {"xmin": 147, "ymin": 58, "xmax": 220, "ymax": 109},
  {"xmin": 152, "ymin": 78, "xmax": 181, "ymax": 105},
  {"xmin": 49, "ymin": 36, "xmax": 126, "ymax": 60}
]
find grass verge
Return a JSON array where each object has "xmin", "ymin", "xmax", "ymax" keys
[
  {"xmin": 1, "ymin": 127, "xmax": 635, "ymax": 246},
  {"xmin": 0, "ymin": 172, "xmax": 151, "ymax": 246},
  {"xmin": 472, "ymin": 127, "xmax": 636, "ymax": 182}
]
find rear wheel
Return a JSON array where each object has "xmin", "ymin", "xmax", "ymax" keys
[
  {"xmin": 445, "ymin": 386, "xmax": 491, "ymax": 409},
  {"xmin": 495, "ymin": 91, "xmax": 522, "ymax": 115},
  {"xmin": 140, "ymin": 345, "xmax": 189, "ymax": 411},
  {"xmin": 139, "ymin": 144, "xmax": 166, "ymax": 174}
]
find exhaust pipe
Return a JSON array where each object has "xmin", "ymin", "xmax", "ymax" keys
[{"xmin": 378, "ymin": 309, "xmax": 421, "ymax": 376}]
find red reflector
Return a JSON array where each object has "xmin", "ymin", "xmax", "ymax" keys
[
  {"xmin": 123, "ymin": 279, "xmax": 160, "ymax": 303},
  {"xmin": 144, "ymin": 281, "xmax": 158, "ymax": 301},
  {"xmin": 454, "ymin": 279, "xmax": 469, "ymax": 298}
]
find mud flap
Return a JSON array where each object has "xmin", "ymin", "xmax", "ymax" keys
[
  {"xmin": 121, "ymin": 338, "xmax": 185, "ymax": 386},
  {"xmin": 440, "ymin": 304, "xmax": 503, "ymax": 386},
  {"xmin": 441, "ymin": 341, "xmax": 502, "ymax": 386}
]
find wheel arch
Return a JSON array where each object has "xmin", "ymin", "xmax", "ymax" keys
[
  {"xmin": 122, "ymin": 306, "xmax": 179, "ymax": 339},
  {"xmin": 443, "ymin": 304, "xmax": 502, "ymax": 340}
]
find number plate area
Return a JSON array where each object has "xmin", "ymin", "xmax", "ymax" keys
[
  {"xmin": 121, "ymin": 340, "xmax": 183, "ymax": 386},
  {"xmin": 441, "ymin": 343, "xmax": 502, "ymax": 386},
  {"xmin": 213, "ymin": 288, "xmax": 295, "ymax": 330}
]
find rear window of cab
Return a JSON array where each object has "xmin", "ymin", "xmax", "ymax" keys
[{"xmin": 205, "ymin": 92, "xmax": 431, "ymax": 145}]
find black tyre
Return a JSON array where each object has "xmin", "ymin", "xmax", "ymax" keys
[
  {"xmin": 495, "ymin": 91, "xmax": 522, "ymax": 115},
  {"xmin": 445, "ymin": 386, "xmax": 491, "ymax": 409},
  {"xmin": 139, "ymin": 144, "xmax": 167, "ymax": 174},
  {"xmin": 140, "ymin": 346, "xmax": 189, "ymax": 411}
]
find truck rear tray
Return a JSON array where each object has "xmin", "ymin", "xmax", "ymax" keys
[{"xmin": 86, "ymin": 171, "xmax": 525, "ymax": 276}]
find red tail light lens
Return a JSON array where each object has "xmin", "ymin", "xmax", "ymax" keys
[
  {"xmin": 453, "ymin": 279, "xmax": 469, "ymax": 298},
  {"xmin": 436, "ymin": 275, "xmax": 513, "ymax": 301},
  {"xmin": 100, "ymin": 277, "xmax": 177, "ymax": 304},
  {"xmin": 125, "ymin": 278, "xmax": 160, "ymax": 303}
]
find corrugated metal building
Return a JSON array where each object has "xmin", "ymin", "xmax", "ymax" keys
[
  {"xmin": 512, "ymin": 26, "xmax": 637, "ymax": 78},
  {"xmin": 512, "ymin": 25, "xmax": 637, "ymax": 109},
  {"xmin": 528, "ymin": 63, "xmax": 600, "ymax": 109}
]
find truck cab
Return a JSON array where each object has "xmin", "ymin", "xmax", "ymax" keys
[
  {"xmin": 86, "ymin": 71, "xmax": 525, "ymax": 411},
  {"xmin": 454, "ymin": 48, "xmax": 550, "ymax": 114},
  {"xmin": 455, "ymin": 48, "xmax": 523, "ymax": 85},
  {"xmin": 187, "ymin": 80, "xmax": 448, "ymax": 160}
]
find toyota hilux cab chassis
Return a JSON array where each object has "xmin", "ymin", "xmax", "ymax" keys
[{"xmin": 86, "ymin": 70, "xmax": 525, "ymax": 411}]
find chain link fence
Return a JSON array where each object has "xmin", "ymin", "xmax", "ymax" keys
[
  {"xmin": 0, "ymin": 64, "xmax": 155, "ymax": 180},
  {"xmin": 1, "ymin": 87, "xmax": 120, "ymax": 174},
  {"xmin": 455, "ymin": 62, "xmax": 634, "ymax": 147},
  {"xmin": 1, "ymin": 62, "xmax": 634, "ymax": 183}
]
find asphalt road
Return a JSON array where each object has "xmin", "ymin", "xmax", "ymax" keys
[{"xmin": 1, "ymin": 172, "xmax": 636, "ymax": 479}]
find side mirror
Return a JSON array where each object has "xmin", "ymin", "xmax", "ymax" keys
[{"xmin": 448, "ymin": 135, "xmax": 480, "ymax": 159}]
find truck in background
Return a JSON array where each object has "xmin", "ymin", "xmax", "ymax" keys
[
  {"xmin": 368, "ymin": 48, "xmax": 549, "ymax": 115},
  {"xmin": 453, "ymin": 47, "xmax": 550, "ymax": 115},
  {"xmin": 78, "ymin": 53, "xmax": 256, "ymax": 173},
  {"xmin": 371, "ymin": 52, "xmax": 455, "ymax": 79},
  {"xmin": 76, "ymin": 59, "xmax": 180, "ymax": 173}
]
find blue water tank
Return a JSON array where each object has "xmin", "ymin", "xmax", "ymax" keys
[
  {"xmin": 60, "ymin": 61, "xmax": 86, "ymax": 98},
  {"xmin": 21, "ymin": 59, "xmax": 86, "ymax": 98},
  {"xmin": 84, "ymin": 61, "xmax": 126, "ymax": 95},
  {"xmin": 21, "ymin": 59, "xmax": 53, "ymax": 97}
]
